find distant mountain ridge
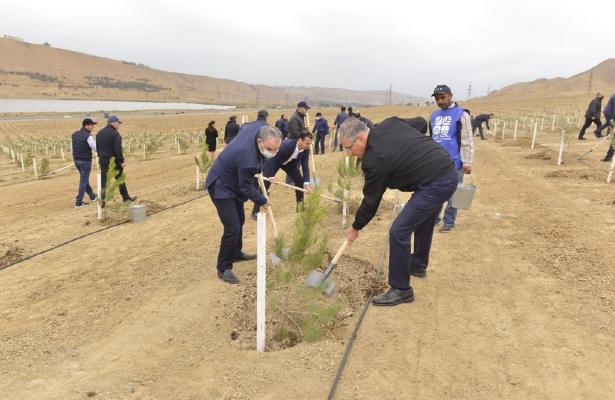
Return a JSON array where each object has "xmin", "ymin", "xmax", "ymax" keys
[{"xmin": 0, "ymin": 37, "xmax": 425, "ymax": 107}]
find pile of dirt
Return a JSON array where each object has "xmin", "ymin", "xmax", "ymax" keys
[
  {"xmin": 0, "ymin": 243, "xmax": 27, "ymax": 268},
  {"xmin": 228, "ymin": 254, "xmax": 386, "ymax": 352},
  {"xmin": 526, "ymin": 149, "xmax": 552, "ymax": 160},
  {"xmin": 502, "ymin": 137, "xmax": 532, "ymax": 147}
]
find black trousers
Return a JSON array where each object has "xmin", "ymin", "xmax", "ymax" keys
[
  {"xmin": 596, "ymin": 118, "xmax": 613, "ymax": 136},
  {"xmin": 605, "ymin": 144, "xmax": 614, "ymax": 160},
  {"xmin": 252, "ymin": 165, "xmax": 304, "ymax": 214},
  {"xmin": 314, "ymin": 133, "xmax": 326, "ymax": 154},
  {"xmin": 99, "ymin": 157, "xmax": 130, "ymax": 202},
  {"xmin": 472, "ymin": 121, "xmax": 485, "ymax": 139},
  {"xmin": 209, "ymin": 189, "xmax": 245, "ymax": 272},
  {"xmin": 578, "ymin": 117, "xmax": 602, "ymax": 138}
]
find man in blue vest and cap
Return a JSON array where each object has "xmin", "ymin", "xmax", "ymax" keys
[
  {"xmin": 205, "ymin": 117, "xmax": 282, "ymax": 284},
  {"xmin": 251, "ymin": 131, "xmax": 313, "ymax": 218},
  {"xmin": 429, "ymin": 85, "xmax": 474, "ymax": 232}
]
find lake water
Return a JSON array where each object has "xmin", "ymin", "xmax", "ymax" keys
[{"xmin": 0, "ymin": 98, "xmax": 235, "ymax": 113}]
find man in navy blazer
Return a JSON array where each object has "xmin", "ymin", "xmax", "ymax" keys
[
  {"xmin": 205, "ymin": 120, "xmax": 282, "ymax": 284},
  {"xmin": 252, "ymin": 132, "xmax": 313, "ymax": 217}
]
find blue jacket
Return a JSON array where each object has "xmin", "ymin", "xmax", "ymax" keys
[
  {"xmin": 263, "ymin": 139, "xmax": 310, "ymax": 184},
  {"xmin": 334, "ymin": 111, "xmax": 348, "ymax": 129},
  {"xmin": 275, "ymin": 118, "xmax": 289, "ymax": 138},
  {"xmin": 312, "ymin": 118, "xmax": 329, "ymax": 135},
  {"xmin": 604, "ymin": 94, "xmax": 615, "ymax": 119},
  {"xmin": 205, "ymin": 120, "xmax": 268, "ymax": 205}
]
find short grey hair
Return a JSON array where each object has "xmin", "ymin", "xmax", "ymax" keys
[
  {"xmin": 258, "ymin": 125, "xmax": 282, "ymax": 142},
  {"xmin": 338, "ymin": 117, "xmax": 368, "ymax": 142}
]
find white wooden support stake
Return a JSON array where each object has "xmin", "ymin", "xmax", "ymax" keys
[
  {"xmin": 531, "ymin": 122, "xmax": 538, "ymax": 149},
  {"xmin": 61, "ymin": 147, "xmax": 65, "ymax": 161},
  {"xmin": 513, "ymin": 120, "xmax": 518, "ymax": 141},
  {"xmin": 11, "ymin": 148, "xmax": 15, "ymax": 162},
  {"xmin": 501, "ymin": 123, "xmax": 506, "ymax": 143},
  {"xmin": 195, "ymin": 165, "xmax": 200, "ymax": 191},
  {"xmin": 97, "ymin": 173, "xmax": 103, "ymax": 220},
  {"xmin": 557, "ymin": 130, "xmax": 565, "ymax": 166},
  {"xmin": 20, "ymin": 154, "xmax": 25, "ymax": 172},
  {"xmin": 607, "ymin": 157, "xmax": 615, "ymax": 184},
  {"xmin": 540, "ymin": 116, "xmax": 545, "ymax": 131},
  {"xmin": 143, "ymin": 143, "xmax": 146, "ymax": 160},
  {"xmin": 551, "ymin": 118, "xmax": 556, "ymax": 132},
  {"xmin": 33, "ymin": 158, "xmax": 38, "ymax": 179},
  {"xmin": 256, "ymin": 211, "xmax": 267, "ymax": 353}
]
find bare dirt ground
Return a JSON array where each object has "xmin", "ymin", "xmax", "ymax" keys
[{"xmin": 1, "ymin": 110, "xmax": 614, "ymax": 399}]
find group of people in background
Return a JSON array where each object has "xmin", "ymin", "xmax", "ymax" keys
[
  {"xmin": 579, "ymin": 91, "xmax": 615, "ymax": 162},
  {"xmin": 70, "ymin": 115, "xmax": 137, "ymax": 208}
]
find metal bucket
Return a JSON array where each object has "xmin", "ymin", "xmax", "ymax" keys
[
  {"xmin": 451, "ymin": 182, "xmax": 477, "ymax": 210},
  {"xmin": 128, "ymin": 204, "xmax": 147, "ymax": 223}
]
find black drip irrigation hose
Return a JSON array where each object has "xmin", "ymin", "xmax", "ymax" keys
[
  {"xmin": 1, "ymin": 193, "xmax": 209, "ymax": 272},
  {"xmin": 327, "ymin": 204, "xmax": 394, "ymax": 400}
]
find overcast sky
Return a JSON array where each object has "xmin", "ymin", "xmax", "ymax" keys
[{"xmin": 1, "ymin": 0, "xmax": 613, "ymax": 99}]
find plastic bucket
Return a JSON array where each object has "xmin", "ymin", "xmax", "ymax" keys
[
  {"xmin": 451, "ymin": 180, "xmax": 477, "ymax": 210},
  {"xmin": 129, "ymin": 204, "xmax": 147, "ymax": 223}
]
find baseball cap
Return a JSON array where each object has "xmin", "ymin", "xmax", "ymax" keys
[
  {"xmin": 107, "ymin": 115, "xmax": 122, "ymax": 124},
  {"xmin": 431, "ymin": 85, "xmax": 452, "ymax": 97},
  {"xmin": 82, "ymin": 118, "xmax": 98, "ymax": 126},
  {"xmin": 297, "ymin": 101, "xmax": 311, "ymax": 109}
]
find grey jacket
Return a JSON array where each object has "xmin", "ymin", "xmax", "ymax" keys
[{"xmin": 287, "ymin": 111, "xmax": 306, "ymax": 139}]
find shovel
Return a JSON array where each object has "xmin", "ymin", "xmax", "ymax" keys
[
  {"xmin": 257, "ymin": 174, "xmax": 288, "ymax": 265},
  {"xmin": 304, "ymin": 239, "xmax": 349, "ymax": 295},
  {"xmin": 309, "ymin": 142, "xmax": 321, "ymax": 187},
  {"xmin": 259, "ymin": 176, "xmax": 341, "ymax": 204}
]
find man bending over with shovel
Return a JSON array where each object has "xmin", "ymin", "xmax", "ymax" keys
[
  {"xmin": 339, "ymin": 117, "xmax": 458, "ymax": 306},
  {"xmin": 251, "ymin": 131, "xmax": 313, "ymax": 218},
  {"xmin": 205, "ymin": 123, "xmax": 282, "ymax": 284}
]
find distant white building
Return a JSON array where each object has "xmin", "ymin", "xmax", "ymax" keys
[{"xmin": 3, "ymin": 35, "xmax": 25, "ymax": 42}]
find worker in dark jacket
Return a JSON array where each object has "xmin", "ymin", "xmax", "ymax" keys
[
  {"xmin": 471, "ymin": 113, "xmax": 494, "ymax": 140},
  {"xmin": 96, "ymin": 115, "xmax": 136, "ymax": 205},
  {"xmin": 333, "ymin": 106, "xmax": 349, "ymax": 151},
  {"xmin": 312, "ymin": 112, "xmax": 329, "ymax": 154},
  {"xmin": 287, "ymin": 101, "xmax": 310, "ymax": 139},
  {"xmin": 356, "ymin": 112, "xmax": 375, "ymax": 129},
  {"xmin": 71, "ymin": 118, "xmax": 98, "ymax": 208},
  {"xmin": 578, "ymin": 93, "xmax": 603, "ymax": 139},
  {"xmin": 596, "ymin": 92, "xmax": 615, "ymax": 138},
  {"xmin": 598, "ymin": 93, "xmax": 615, "ymax": 161},
  {"xmin": 205, "ymin": 119, "xmax": 282, "ymax": 284},
  {"xmin": 252, "ymin": 132, "xmax": 313, "ymax": 217},
  {"xmin": 275, "ymin": 114, "xmax": 289, "ymax": 138},
  {"xmin": 224, "ymin": 116, "xmax": 240, "ymax": 144},
  {"xmin": 205, "ymin": 120, "xmax": 218, "ymax": 160},
  {"xmin": 340, "ymin": 117, "xmax": 457, "ymax": 306}
]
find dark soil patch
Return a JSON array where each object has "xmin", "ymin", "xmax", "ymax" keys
[
  {"xmin": 545, "ymin": 169, "xmax": 606, "ymax": 181},
  {"xmin": 526, "ymin": 149, "xmax": 552, "ymax": 160},
  {"xmin": 228, "ymin": 254, "xmax": 386, "ymax": 352},
  {"xmin": 0, "ymin": 243, "xmax": 27, "ymax": 268}
]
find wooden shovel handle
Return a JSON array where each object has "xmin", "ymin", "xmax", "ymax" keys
[
  {"xmin": 260, "ymin": 176, "xmax": 341, "ymax": 203},
  {"xmin": 257, "ymin": 174, "xmax": 279, "ymax": 238},
  {"xmin": 331, "ymin": 239, "xmax": 349, "ymax": 265}
]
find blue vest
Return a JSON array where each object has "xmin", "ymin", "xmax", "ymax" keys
[
  {"xmin": 430, "ymin": 106, "xmax": 465, "ymax": 169},
  {"xmin": 71, "ymin": 128, "xmax": 93, "ymax": 161}
]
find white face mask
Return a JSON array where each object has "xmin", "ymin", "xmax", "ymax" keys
[{"xmin": 258, "ymin": 141, "xmax": 277, "ymax": 158}]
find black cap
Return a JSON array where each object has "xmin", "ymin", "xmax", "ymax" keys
[
  {"xmin": 297, "ymin": 100, "xmax": 311, "ymax": 109},
  {"xmin": 82, "ymin": 118, "xmax": 98, "ymax": 126},
  {"xmin": 431, "ymin": 85, "xmax": 452, "ymax": 97}
]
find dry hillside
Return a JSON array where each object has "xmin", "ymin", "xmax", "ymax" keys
[{"xmin": 0, "ymin": 38, "xmax": 422, "ymax": 107}]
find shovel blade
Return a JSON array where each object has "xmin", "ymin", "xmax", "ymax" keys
[
  {"xmin": 303, "ymin": 270, "xmax": 325, "ymax": 288},
  {"xmin": 310, "ymin": 176, "xmax": 321, "ymax": 187}
]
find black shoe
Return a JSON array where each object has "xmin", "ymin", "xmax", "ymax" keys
[
  {"xmin": 123, "ymin": 196, "xmax": 138, "ymax": 203},
  {"xmin": 601, "ymin": 157, "xmax": 613, "ymax": 162},
  {"xmin": 409, "ymin": 265, "xmax": 427, "ymax": 278},
  {"xmin": 233, "ymin": 252, "xmax": 257, "ymax": 262},
  {"xmin": 595, "ymin": 133, "xmax": 602, "ymax": 138},
  {"xmin": 218, "ymin": 269, "xmax": 240, "ymax": 284},
  {"xmin": 372, "ymin": 287, "xmax": 414, "ymax": 306},
  {"xmin": 578, "ymin": 137, "xmax": 586, "ymax": 140},
  {"xmin": 90, "ymin": 193, "xmax": 98, "ymax": 201},
  {"xmin": 75, "ymin": 202, "xmax": 90, "ymax": 208}
]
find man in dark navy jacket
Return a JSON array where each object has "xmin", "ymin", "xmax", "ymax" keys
[
  {"xmin": 275, "ymin": 114, "xmax": 289, "ymax": 138},
  {"xmin": 205, "ymin": 119, "xmax": 282, "ymax": 284},
  {"xmin": 340, "ymin": 117, "xmax": 458, "ymax": 306},
  {"xmin": 96, "ymin": 115, "xmax": 136, "ymax": 204},
  {"xmin": 71, "ymin": 118, "xmax": 98, "ymax": 207},
  {"xmin": 252, "ymin": 132, "xmax": 312, "ymax": 217}
]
